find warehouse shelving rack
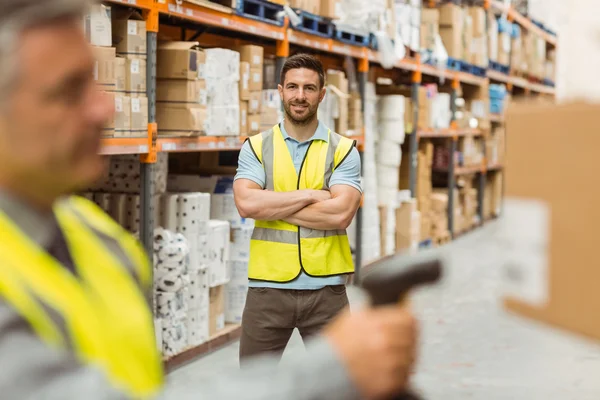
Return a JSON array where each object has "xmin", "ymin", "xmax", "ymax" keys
[{"xmin": 101, "ymin": 0, "xmax": 556, "ymax": 366}]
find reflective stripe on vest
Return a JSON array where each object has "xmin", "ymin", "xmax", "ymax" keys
[
  {"xmin": 0, "ymin": 196, "xmax": 163, "ymax": 398},
  {"xmin": 247, "ymin": 125, "xmax": 356, "ymax": 283}
]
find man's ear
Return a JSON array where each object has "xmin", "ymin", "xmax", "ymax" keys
[
  {"xmin": 278, "ymin": 84, "xmax": 284, "ymax": 100},
  {"xmin": 319, "ymin": 86, "xmax": 327, "ymax": 103}
]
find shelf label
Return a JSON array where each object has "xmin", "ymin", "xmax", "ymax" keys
[
  {"xmin": 222, "ymin": 18, "xmax": 230, "ymax": 26},
  {"xmin": 249, "ymin": 26, "xmax": 257, "ymax": 33},
  {"xmin": 162, "ymin": 143, "xmax": 177, "ymax": 151},
  {"xmin": 186, "ymin": 9, "xmax": 194, "ymax": 17},
  {"xmin": 127, "ymin": 0, "xmax": 137, "ymax": 4},
  {"xmin": 208, "ymin": 142, "xmax": 216, "ymax": 149}
]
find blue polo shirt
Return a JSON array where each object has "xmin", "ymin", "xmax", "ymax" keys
[{"xmin": 235, "ymin": 121, "xmax": 362, "ymax": 290}]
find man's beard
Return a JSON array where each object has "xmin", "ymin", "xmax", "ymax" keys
[{"xmin": 283, "ymin": 100, "xmax": 318, "ymax": 126}]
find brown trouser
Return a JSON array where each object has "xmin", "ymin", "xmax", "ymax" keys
[{"xmin": 239, "ymin": 286, "xmax": 349, "ymax": 363}]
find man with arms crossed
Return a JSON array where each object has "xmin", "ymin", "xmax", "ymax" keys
[
  {"xmin": 0, "ymin": 1, "xmax": 417, "ymax": 398},
  {"xmin": 234, "ymin": 54, "xmax": 362, "ymax": 361}
]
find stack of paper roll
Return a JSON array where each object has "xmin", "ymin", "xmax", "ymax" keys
[
  {"xmin": 153, "ymin": 228, "xmax": 192, "ymax": 357},
  {"xmin": 356, "ymin": 82, "xmax": 381, "ymax": 264},
  {"xmin": 225, "ymin": 223, "xmax": 253, "ymax": 324},
  {"xmin": 83, "ymin": 192, "xmax": 159, "ymax": 234},
  {"xmin": 160, "ymin": 192, "xmax": 211, "ymax": 271},
  {"xmin": 377, "ymin": 95, "xmax": 405, "ymax": 209},
  {"xmin": 88, "ymin": 153, "xmax": 168, "ymax": 195}
]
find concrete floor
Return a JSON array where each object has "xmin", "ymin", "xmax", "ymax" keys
[{"xmin": 166, "ymin": 221, "xmax": 600, "ymax": 399}]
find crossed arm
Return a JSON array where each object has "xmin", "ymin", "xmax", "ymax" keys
[{"xmin": 233, "ymin": 179, "xmax": 361, "ymax": 231}]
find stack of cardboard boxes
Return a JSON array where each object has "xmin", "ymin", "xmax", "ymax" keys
[
  {"xmin": 439, "ymin": 3, "xmax": 469, "ymax": 62},
  {"xmin": 326, "ymin": 70, "xmax": 349, "ymax": 135},
  {"xmin": 420, "ymin": 8, "xmax": 439, "ymax": 53},
  {"xmin": 484, "ymin": 171, "xmax": 503, "ymax": 219},
  {"xmin": 486, "ymin": 126, "xmax": 506, "ymax": 166},
  {"xmin": 468, "ymin": 7, "xmax": 488, "ymax": 69},
  {"xmin": 288, "ymin": 0, "xmax": 342, "ymax": 19},
  {"xmin": 430, "ymin": 191, "xmax": 449, "ymax": 241},
  {"xmin": 416, "ymin": 141, "xmax": 433, "ymax": 241},
  {"xmin": 236, "ymin": 45, "xmax": 264, "ymax": 136},
  {"xmin": 348, "ymin": 93, "xmax": 363, "ymax": 135},
  {"xmin": 260, "ymin": 90, "xmax": 281, "ymax": 133},
  {"xmin": 156, "ymin": 42, "xmax": 207, "ymax": 136},
  {"xmin": 85, "ymin": 4, "xmax": 149, "ymax": 137},
  {"xmin": 457, "ymin": 177, "xmax": 478, "ymax": 233},
  {"xmin": 395, "ymin": 199, "xmax": 421, "ymax": 252}
]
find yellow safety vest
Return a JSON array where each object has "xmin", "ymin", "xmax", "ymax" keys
[
  {"xmin": 0, "ymin": 196, "xmax": 163, "ymax": 398},
  {"xmin": 247, "ymin": 125, "xmax": 356, "ymax": 283}
]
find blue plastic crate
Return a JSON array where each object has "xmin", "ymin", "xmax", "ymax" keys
[
  {"xmin": 292, "ymin": 10, "xmax": 334, "ymax": 38},
  {"xmin": 334, "ymin": 28, "xmax": 370, "ymax": 47},
  {"xmin": 511, "ymin": 24, "xmax": 521, "ymax": 39},
  {"xmin": 489, "ymin": 60, "xmax": 510, "ymax": 75},
  {"xmin": 235, "ymin": 0, "xmax": 284, "ymax": 26},
  {"xmin": 490, "ymin": 99, "xmax": 505, "ymax": 115},
  {"xmin": 489, "ymin": 83, "xmax": 507, "ymax": 100},
  {"xmin": 447, "ymin": 57, "xmax": 487, "ymax": 77}
]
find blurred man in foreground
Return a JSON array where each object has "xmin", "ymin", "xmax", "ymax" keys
[{"xmin": 0, "ymin": 0, "xmax": 417, "ymax": 399}]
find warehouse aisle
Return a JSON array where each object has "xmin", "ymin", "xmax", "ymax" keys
[{"xmin": 165, "ymin": 222, "xmax": 600, "ymax": 399}]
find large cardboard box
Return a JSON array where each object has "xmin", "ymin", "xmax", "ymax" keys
[
  {"xmin": 112, "ymin": 11, "xmax": 146, "ymax": 59},
  {"xmin": 85, "ymin": 4, "xmax": 112, "ymax": 47},
  {"xmin": 157, "ymin": 41, "xmax": 204, "ymax": 80},
  {"xmin": 235, "ymin": 45, "xmax": 264, "ymax": 70},
  {"xmin": 157, "ymin": 79, "xmax": 207, "ymax": 105},
  {"xmin": 439, "ymin": 3, "xmax": 463, "ymax": 27},
  {"xmin": 440, "ymin": 26, "xmax": 463, "ymax": 60},
  {"xmin": 248, "ymin": 114, "xmax": 261, "ymax": 136},
  {"xmin": 249, "ymin": 68, "xmax": 263, "ymax": 92},
  {"xmin": 130, "ymin": 96, "xmax": 148, "ymax": 137},
  {"xmin": 498, "ymin": 32, "xmax": 512, "ymax": 66},
  {"xmin": 469, "ymin": 7, "xmax": 486, "ymax": 37},
  {"xmin": 157, "ymin": 105, "xmax": 207, "ymax": 136},
  {"xmin": 114, "ymin": 94, "xmax": 131, "ymax": 137},
  {"xmin": 326, "ymin": 70, "xmax": 348, "ymax": 94},
  {"xmin": 395, "ymin": 200, "xmax": 421, "ymax": 251},
  {"xmin": 503, "ymin": 102, "xmax": 600, "ymax": 341},
  {"xmin": 126, "ymin": 58, "xmax": 146, "ymax": 96},
  {"xmin": 92, "ymin": 46, "xmax": 116, "ymax": 91},
  {"xmin": 239, "ymin": 62, "xmax": 251, "ymax": 100},
  {"xmin": 209, "ymin": 286, "xmax": 225, "ymax": 337},
  {"xmin": 102, "ymin": 91, "xmax": 115, "ymax": 136},
  {"xmin": 240, "ymin": 101, "xmax": 248, "ymax": 135},
  {"xmin": 248, "ymin": 91, "xmax": 262, "ymax": 115},
  {"xmin": 114, "ymin": 57, "xmax": 127, "ymax": 92}
]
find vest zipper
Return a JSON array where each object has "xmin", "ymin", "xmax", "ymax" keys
[{"xmin": 296, "ymin": 141, "xmax": 313, "ymax": 274}]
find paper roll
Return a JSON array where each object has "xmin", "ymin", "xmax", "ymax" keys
[
  {"xmin": 127, "ymin": 195, "xmax": 141, "ymax": 232},
  {"xmin": 378, "ymin": 187, "xmax": 399, "ymax": 207},
  {"xmin": 380, "ymin": 95, "xmax": 406, "ymax": 119},
  {"xmin": 93, "ymin": 193, "xmax": 111, "ymax": 213},
  {"xmin": 157, "ymin": 270, "xmax": 183, "ymax": 292},
  {"xmin": 377, "ymin": 165, "xmax": 400, "ymax": 189},
  {"xmin": 380, "ymin": 120, "xmax": 406, "ymax": 144},
  {"xmin": 161, "ymin": 194, "xmax": 180, "ymax": 231},
  {"xmin": 153, "ymin": 228, "xmax": 173, "ymax": 251},
  {"xmin": 376, "ymin": 140, "xmax": 402, "ymax": 167}
]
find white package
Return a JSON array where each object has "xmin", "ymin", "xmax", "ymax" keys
[
  {"xmin": 230, "ymin": 226, "xmax": 253, "ymax": 261},
  {"xmin": 376, "ymin": 140, "xmax": 402, "ymax": 167},
  {"xmin": 380, "ymin": 120, "xmax": 406, "ymax": 144},
  {"xmin": 377, "ymin": 164, "xmax": 400, "ymax": 189},
  {"xmin": 208, "ymin": 220, "xmax": 231, "ymax": 287},
  {"xmin": 204, "ymin": 48, "xmax": 240, "ymax": 80},
  {"xmin": 207, "ymin": 79, "xmax": 240, "ymax": 107},
  {"xmin": 228, "ymin": 260, "xmax": 249, "ymax": 285},
  {"xmin": 206, "ymin": 105, "xmax": 240, "ymax": 136},
  {"xmin": 379, "ymin": 95, "xmax": 405, "ymax": 119}
]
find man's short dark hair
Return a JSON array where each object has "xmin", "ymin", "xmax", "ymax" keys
[{"xmin": 280, "ymin": 54, "xmax": 325, "ymax": 89}]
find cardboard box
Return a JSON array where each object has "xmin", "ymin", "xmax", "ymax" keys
[
  {"xmin": 470, "ymin": 37, "xmax": 488, "ymax": 68},
  {"xmin": 239, "ymin": 62, "xmax": 251, "ymax": 100},
  {"xmin": 114, "ymin": 57, "xmax": 127, "ymax": 92},
  {"xmin": 209, "ymin": 285, "xmax": 225, "ymax": 337},
  {"xmin": 240, "ymin": 101, "xmax": 248, "ymax": 135},
  {"xmin": 112, "ymin": 11, "xmax": 146, "ymax": 59},
  {"xmin": 235, "ymin": 45, "xmax": 264, "ymax": 70},
  {"xmin": 126, "ymin": 58, "xmax": 146, "ymax": 96},
  {"xmin": 157, "ymin": 105, "xmax": 207, "ymax": 136},
  {"xmin": 92, "ymin": 46, "xmax": 116, "ymax": 91},
  {"xmin": 248, "ymin": 91, "xmax": 261, "ymax": 115},
  {"xmin": 249, "ymin": 68, "xmax": 264, "ymax": 92},
  {"xmin": 114, "ymin": 94, "xmax": 131, "ymax": 137},
  {"xmin": 335, "ymin": 97, "xmax": 348, "ymax": 135},
  {"xmin": 439, "ymin": 3, "xmax": 463, "ymax": 27},
  {"xmin": 420, "ymin": 21, "xmax": 439, "ymax": 52},
  {"xmin": 503, "ymin": 101, "xmax": 600, "ymax": 342},
  {"xmin": 320, "ymin": 0, "xmax": 341, "ymax": 19},
  {"xmin": 440, "ymin": 26, "xmax": 463, "ymax": 60},
  {"xmin": 463, "ymin": 14, "xmax": 474, "ymax": 62},
  {"xmin": 248, "ymin": 114, "xmax": 261, "ymax": 135},
  {"xmin": 498, "ymin": 32, "xmax": 512, "ymax": 66},
  {"xmin": 102, "ymin": 91, "xmax": 115, "ymax": 136},
  {"xmin": 130, "ymin": 96, "xmax": 148, "ymax": 136},
  {"xmin": 327, "ymin": 70, "xmax": 348, "ymax": 93},
  {"xmin": 157, "ymin": 79, "xmax": 207, "ymax": 106},
  {"xmin": 85, "ymin": 4, "xmax": 112, "ymax": 47},
  {"xmin": 469, "ymin": 7, "xmax": 486, "ymax": 37},
  {"xmin": 157, "ymin": 41, "xmax": 204, "ymax": 80}
]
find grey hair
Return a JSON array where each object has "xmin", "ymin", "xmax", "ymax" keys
[{"xmin": 0, "ymin": 0, "xmax": 92, "ymax": 102}]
